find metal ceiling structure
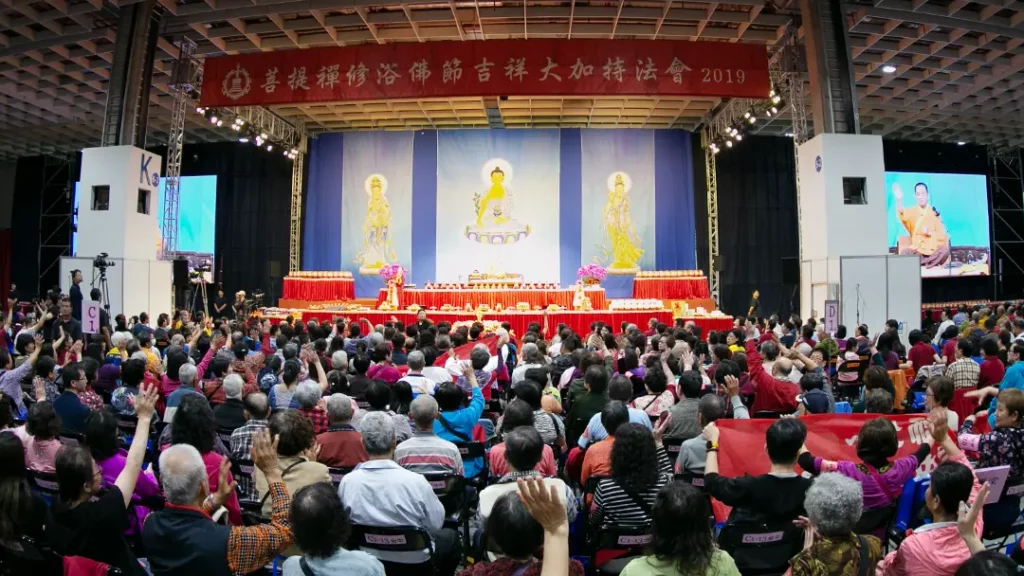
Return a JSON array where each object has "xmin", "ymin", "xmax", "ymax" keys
[{"xmin": 2, "ymin": 0, "xmax": 1024, "ymax": 159}]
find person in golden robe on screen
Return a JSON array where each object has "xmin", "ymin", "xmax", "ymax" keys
[{"xmin": 894, "ymin": 182, "xmax": 951, "ymax": 268}]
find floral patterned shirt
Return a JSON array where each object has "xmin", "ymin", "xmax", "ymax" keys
[{"xmin": 958, "ymin": 420, "xmax": 1024, "ymax": 477}]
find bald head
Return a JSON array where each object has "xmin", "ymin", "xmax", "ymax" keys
[{"xmin": 773, "ymin": 357, "xmax": 793, "ymax": 379}]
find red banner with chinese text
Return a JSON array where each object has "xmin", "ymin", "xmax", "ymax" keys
[
  {"xmin": 716, "ymin": 414, "xmax": 943, "ymax": 479},
  {"xmin": 199, "ymin": 39, "xmax": 770, "ymax": 107}
]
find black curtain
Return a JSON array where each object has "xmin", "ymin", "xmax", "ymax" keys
[
  {"xmin": 696, "ymin": 135, "xmax": 799, "ymax": 318},
  {"xmin": 173, "ymin": 142, "xmax": 293, "ymax": 304}
]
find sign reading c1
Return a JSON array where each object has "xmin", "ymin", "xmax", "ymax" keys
[{"xmin": 83, "ymin": 300, "xmax": 100, "ymax": 335}]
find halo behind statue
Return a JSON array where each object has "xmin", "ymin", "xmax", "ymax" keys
[
  {"xmin": 607, "ymin": 171, "xmax": 632, "ymax": 192},
  {"xmin": 365, "ymin": 173, "xmax": 388, "ymax": 194},
  {"xmin": 481, "ymin": 158, "xmax": 514, "ymax": 185}
]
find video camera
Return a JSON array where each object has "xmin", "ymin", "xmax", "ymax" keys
[{"xmin": 93, "ymin": 253, "xmax": 115, "ymax": 271}]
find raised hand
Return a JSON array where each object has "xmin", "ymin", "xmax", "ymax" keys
[
  {"xmin": 724, "ymin": 374, "xmax": 740, "ymax": 398},
  {"xmin": 213, "ymin": 457, "xmax": 239, "ymax": 508},
  {"xmin": 134, "ymin": 382, "xmax": 159, "ymax": 421},
  {"xmin": 251, "ymin": 429, "xmax": 281, "ymax": 477},
  {"xmin": 702, "ymin": 422, "xmax": 720, "ymax": 444},
  {"xmin": 892, "ymin": 183, "xmax": 903, "ymax": 202},
  {"xmin": 929, "ymin": 409, "xmax": 949, "ymax": 444},
  {"xmin": 516, "ymin": 477, "xmax": 568, "ymax": 535}
]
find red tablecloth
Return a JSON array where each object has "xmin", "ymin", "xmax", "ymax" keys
[
  {"xmin": 294, "ymin": 309, "xmax": 669, "ymax": 338},
  {"xmin": 685, "ymin": 317, "xmax": 734, "ymax": 334},
  {"xmin": 377, "ymin": 288, "xmax": 607, "ymax": 311},
  {"xmin": 282, "ymin": 278, "xmax": 355, "ymax": 301},
  {"xmin": 632, "ymin": 277, "xmax": 710, "ymax": 299}
]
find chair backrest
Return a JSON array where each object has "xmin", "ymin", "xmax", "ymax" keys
[
  {"xmin": 661, "ymin": 437, "xmax": 684, "ymax": 459},
  {"xmin": 717, "ymin": 520, "xmax": 804, "ymax": 575},
  {"xmin": 752, "ymin": 411, "xmax": 782, "ymax": 419},
  {"xmin": 674, "ymin": 471, "xmax": 707, "ymax": 490},
  {"xmin": 327, "ymin": 466, "xmax": 354, "ymax": 487},
  {"xmin": 949, "ymin": 388, "xmax": 976, "ymax": 428},
  {"xmin": 350, "ymin": 524, "xmax": 434, "ymax": 554},
  {"xmin": 981, "ymin": 474, "xmax": 1024, "ymax": 542},
  {"xmin": 589, "ymin": 524, "xmax": 652, "ymax": 561},
  {"xmin": 0, "ymin": 535, "xmax": 63, "ymax": 575},
  {"xmin": 835, "ymin": 401, "xmax": 852, "ymax": 414},
  {"xmin": 892, "ymin": 476, "xmax": 930, "ymax": 536},
  {"xmin": 25, "ymin": 469, "xmax": 60, "ymax": 502},
  {"xmin": 422, "ymin": 472, "xmax": 463, "ymax": 497},
  {"xmin": 231, "ymin": 458, "xmax": 256, "ymax": 486},
  {"xmin": 454, "ymin": 441, "xmax": 488, "ymax": 479},
  {"xmin": 854, "ymin": 501, "xmax": 899, "ymax": 535},
  {"xmin": 58, "ymin": 430, "xmax": 84, "ymax": 446},
  {"xmin": 583, "ymin": 475, "xmax": 608, "ymax": 497},
  {"xmin": 216, "ymin": 427, "xmax": 235, "ymax": 447}
]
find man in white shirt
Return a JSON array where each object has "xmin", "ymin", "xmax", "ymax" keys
[
  {"xmin": 933, "ymin": 309, "xmax": 955, "ymax": 345},
  {"xmin": 397, "ymin": 351, "xmax": 438, "ymax": 396},
  {"xmin": 1013, "ymin": 318, "xmax": 1024, "ymax": 343},
  {"xmin": 338, "ymin": 412, "xmax": 460, "ymax": 574}
]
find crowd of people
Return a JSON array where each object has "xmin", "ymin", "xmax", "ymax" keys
[{"xmin": 0, "ymin": 289, "xmax": 1023, "ymax": 576}]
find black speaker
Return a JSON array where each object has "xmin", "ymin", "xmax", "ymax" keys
[
  {"xmin": 173, "ymin": 259, "xmax": 190, "ymax": 288},
  {"xmin": 781, "ymin": 257, "xmax": 799, "ymax": 285},
  {"xmin": 267, "ymin": 261, "xmax": 282, "ymax": 278}
]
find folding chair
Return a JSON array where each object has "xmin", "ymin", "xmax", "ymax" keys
[
  {"xmin": 328, "ymin": 466, "xmax": 355, "ymax": 489},
  {"xmin": 982, "ymin": 475, "xmax": 1024, "ymax": 550},
  {"xmin": 0, "ymin": 535, "xmax": 63, "ymax": 576},
  {"xmin": 349, "ymin": 524, "xmax": 435, "ymax": 576},
  {"xmin": 25, "ymin": 469, "xmax": 60, "ymax": 505},
  {"xmin": 230, "ymin": 458, "xmax": 265, "ymax": 526},
  {"xmin": 587, "ymin": 525, "xmax": 652, "ymax": 575},
  {"xmin": 888, "ymin": 476, "xmax": 930, "ymax": 548},
  {"xmin": 454, "ymin": 441, "xmax": 488, "ymax": 489},
  {"xmin": 854, "ymin": 501, "xmax": 899, "ymax": 538},
  {"xmin": 717, "ymin": 520, "xmax": 803, "ymax": 576},
  {"xmin": 58, "ymin": 430, "xmax": 85, "ymax": 446},
  {"xmin": 216, "ymin": 427, "xmax": 235, "ymax": 447},
  {"xmin": 661, "ymin": 437, "xmax": 684, "ymax": 463},
  {"xmin": 423, "ymin": 473, "xmax": 471, "ymax": 555}
]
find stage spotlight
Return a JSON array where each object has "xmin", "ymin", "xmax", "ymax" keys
[
  {"xmin": 231, "ymin": 123, "xmax": 241, "ymax": 131},
  {"xmin": 882, "ymin": 64, "xmax": 897, "ymax": 73},
  {"xmin": 744, "ymin": 111, "xmax": 752, "ymax": 119},
  {"xmin": 769, "ymin": 88, "xmax": 776, "ymax": 99},
  {"xmin": 216, "ymin": 119, "xmax": 223, "ymax": 127},
  {"xmin": 238, "ymin": 135, "xmax": 249, "ymax": 143},
  {"xmin": 725, "ymin": 140, "xmax": 733, "ymax": 148},
  {"xmin": 208, "ymin": 114, "xmax": 218, "ymax": 124},
  {"xmin": 771, "ymin": 94, "xmax": 781, "ymax": 104},
  {"xmin": 957, "ymin": 141, "xmax": 966, "ymax": 145},
  {"xmin": 195, "ymin": 106, "xmax": 206, "ymax": 114},
  {"xmin": 259, "ymin": 132, "xmax": 268, "ymax": 140},
  {"xmin": 770, "ymin": 106, "xmax": 778, "ymax": 115},
  {"xmin": 290, "ymin": 147, "xmax": 298, "ymax": 155},
  {"xmin": 266, "ymin": 144, "xmax": 274, "ymax": 152},
  {"xmin": 764, "ymin": 109, "xmax": 773, "ymax": 118},
  {"xmin": 747, "ymin": 114, "xmax": 757, "ymax": 124},
  {"xmin": 734, "ymin": 134, "xmax": 743, "ymax": 141}
]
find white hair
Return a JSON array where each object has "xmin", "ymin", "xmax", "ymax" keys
[
  {"xmin": 495, "ymin": 327, "xmax": 509, "ymax": 341},
  {"xmin": 130, "ymin": 351, "xmax": 149, "ymax": 363},
  {"xmin": 223, "ymin": 374, "xmax": 244, "ymax": 400},
  {"xmin": 294, "ymin": 381, "xmax": 322, "ymax": 409},
  {"xmin": 326, "ymin": 393, "xmax": 354, "ymax": 424},
  {"xmin": 111, "ymin": 332, "xmax": 130, "ymax": 349},
  {"xmin": 360, "ymin": 411, "xmax": 396, "ymax": 455},
  {"xmin": 406, "ymin": 350, "xmax": 425, "ymax": 371},
  {"xmin": 331, "ymin": 350, "xmax": 348, "ymax": 371},
  {"xmin": 158, "ymin": 444, "xmax": 208, "ymax": 505},
  {"xmin": 805, "ymin": 473, "xmax": 864, "ymax": 537},
  {"xmin": 178, "ymin": 363, "xmax": 198, "ymax": 386},
  {"xmin": 368, "ymin": 332, "xmax": 385, "ymax": 346}
]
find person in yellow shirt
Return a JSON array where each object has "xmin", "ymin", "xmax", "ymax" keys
[{"xmin": 894, "ymin": 182, "xmax": 951, "ymax": 268}]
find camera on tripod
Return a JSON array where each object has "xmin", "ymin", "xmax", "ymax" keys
[
  {"xmin": 189, "ymin": 262, "xmax": 212, "ymax": 280},
  {"xmin": 93, "ymin": 253, "xmax": 115, "ymax": 271}
]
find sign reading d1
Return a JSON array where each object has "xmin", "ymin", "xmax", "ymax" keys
[
  {"xmin": 824, "ymin": 300, "xmax": 839, "ymax": 334},
  {"xmin": 83, "ymin": 300, "xmax": 101, "ymax": 335}
]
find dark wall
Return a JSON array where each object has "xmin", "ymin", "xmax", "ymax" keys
[
  {"xmin": 10, "ymin": 141, "xmax": 293, "ymax": 305},
  {"xmin": 882, "ymin": 140, "xmax": 994, "ymax": 304},
  {"xmin": 694, "ymin": 134, "xmax": 800, "ymax": 318}
]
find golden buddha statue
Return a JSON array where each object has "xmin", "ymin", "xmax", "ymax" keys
[
  {"xmin": 465, "ymin": 160, "xmax": 530, "ymax": 244},
  {"xmin": 602, "ymin": 172, "xmax": 644, "ymax": 273},
  {"xmin": 355, "ymin": 174, "xmax": 397, "ymax": 274}
]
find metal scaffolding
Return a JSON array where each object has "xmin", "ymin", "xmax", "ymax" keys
[
  {"xmin": 701, "ymin": 127, "xmax": 720, "ymax": 303},
  {"xmin": 163, "ymin": 36, "xmax": 200, "ymax": 259},
  {"xmin": 989, "ymin": 149, "xmax": 1024, "ymax": 299},
  {"xmin": 289, "ymin": 129, "xmax": 307, "ymax": 274},
  {"xmin": 37, "ymin": 154, "xmax": 75, "ymax": 295}
]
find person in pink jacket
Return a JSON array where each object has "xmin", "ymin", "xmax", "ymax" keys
[{"xmin": 877, "ymin": 408, "xmax": 983, "ymax": 576}]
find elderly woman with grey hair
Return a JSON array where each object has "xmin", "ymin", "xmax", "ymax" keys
[
  {"xmin": 338, "ymin": 412, "xmax": 461, "ymax": 575},
  {"xmin": 512, "ymin": 342, "xmax": 545, "ymax": 385},
  {"xmin": 294, "ymin": 380, "xmax": 330, "ymax": 435},
  {"xmin": 788, "ymin": 473, "xmax": 884, "ymax": 576},
  {"xmin": 212, "ymin": 373, "xmax": 248, "ymax": 431},
  {"xmin": 254, "ymin": 410, "xmax": 330, "ymax": 529}
]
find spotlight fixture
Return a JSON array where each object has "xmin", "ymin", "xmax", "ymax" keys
[
  {"xmin": 216, "ymin": 119, "xmax": 223, "ymax": 127},
  {"xmin": 195, "ymin": 106, "xmax": 206, "ymax": 114},
  {"xmin": 770, "ymin": 106, "xmax": 778, "ymax": 115},
  {"xmin": 747, "ymin": 114, "xmax": 757, "ymax": 124},
  {"xmin": 238, "ymin": 135, "xmax": 249, "ymax": 143},
  {"xmin": 882, "ymin": 64, "xmax": 897, "ymax": 74},
  {"xmin": 725, "ymin": 140, "xmax": 733, "ymax": 148},
  {"xmin": 266, "ymin": 144, "xmax": 274, "ymax": 152},
  {"xmin": 771, "ymin": 94, "xmax": 782, "ymax": 104},
  {"xmin": 734, "ymin": 134, "xmax": 743, "ymax": 141},
  {"xmin": 768, "ymin": 88, "xmax": 776, "ymax": 99},
  {"xmin": 957, "ymin": 141, "xmax": 966, "ymax": 146},
  {"xmin": 764, "ymin": 108, "xmax": 773, "ymax": 118},
  {"xmin": 744, "ymin": 111, "xmax": 752, "ymax": 119},
  {"xmin": 259, "ymin": 133, "xmax": 268, "ymax": 140}
]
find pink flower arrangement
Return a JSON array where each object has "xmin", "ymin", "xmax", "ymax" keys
[
  {"xmin": 577, "ymin": 264, "xmax": 608, "ymax": 283},
  {"xmin": 379, "ymin": 264, "xmax": 407, "ymax": 282}
]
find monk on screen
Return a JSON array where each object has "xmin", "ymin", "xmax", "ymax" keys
[{"xmin": 894, "ymin": 181, "xmax": 951, "ymax": 268}]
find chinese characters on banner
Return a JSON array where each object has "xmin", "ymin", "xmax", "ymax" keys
[{"xmin": 199, "ymin": 39, "xmax": 770, "ymax": 108}]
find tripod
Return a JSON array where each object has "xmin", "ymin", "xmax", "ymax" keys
[
  {"xmin": 187, "ymin": 278, "xmax": 209, "ymax": 319},
  {"xmin": 91, "ymin": 265, "xmax": 111, "ymax": 315}
]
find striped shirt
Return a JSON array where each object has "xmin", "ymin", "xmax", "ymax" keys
[
  {"xmin": 590, "ymin": 472, "xmax": 672, "ymax": 528},
  {"xmin": 394, "ymin": 431, "xmax": 464, "ymax": 476}
]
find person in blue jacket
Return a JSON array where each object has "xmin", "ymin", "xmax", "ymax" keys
[{"xmin": 434, "ymin": 362, "xmax": 485, "ymax": 479}]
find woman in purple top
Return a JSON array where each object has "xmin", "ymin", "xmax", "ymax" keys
[
  {"xmin": 84, "ymin": 408, "xmax": 162, "ymax": 533},
  {"xmin": 797, "ymin": 418, "xmax": 932, "ymax": 512}
]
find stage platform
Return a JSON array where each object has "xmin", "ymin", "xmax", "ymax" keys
[{"xmin": 261, "ymin": 308, "xmax": 734, "ymax": 337}]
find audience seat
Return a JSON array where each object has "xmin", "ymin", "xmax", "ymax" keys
[
  {"xmin": 453, "ymin": 441, "xmax": 489, "ymax": 489},
  {"xmin": 0, "ymin": 535, "xmax": 64, "ymax": 576},
  {"xmin": 889, "ymin": 476, "xmax": 931, "ymax": 547},
  {"xmin": 854, "ymin": 501, "xmax": 899, "ymax": 538},
  {"xmin": 327, "ymin": 466, "xmax": 355, "ymax": 489},
  {"xmin": 349, "ymin": 524, "xmax": 435, "ymax": 576},
  {"xmin": 982, "ymin": 475, "xmax": 1024, "ymax": 550},
  {"xmin": 423, "ymin": 472, "xmax": 471, "ymax": 555},
  {"xmin": 587, "ymin": 525, "xmax": 652, "ymax": 575},
  {"xmin": 26, "ymin": 469, "xmax": 60, "ymax": 505},
  {"xmin": 216, "ymin": 427, "xmax": 235, "ymax": 447},
  {"xmin": 835, "ymin": 402, "xmax": 852, "ymax": 414},
  {"xmin": 58, "ymin": 430, "xmax": 85, "ymax": 446},
  {"xmin": 661, "ymin": 437, "xmax": 684, "ymax": 462},
  {"xmin": 718, "ymin": 520, "xmax": 803, "ymax": 576}
]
